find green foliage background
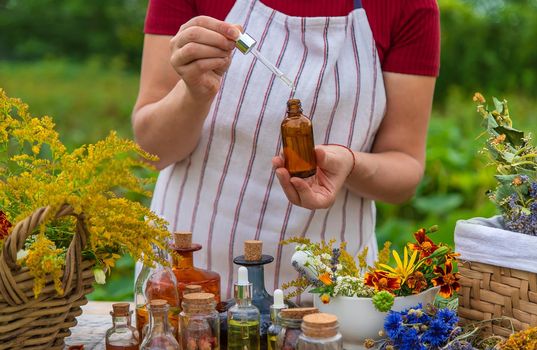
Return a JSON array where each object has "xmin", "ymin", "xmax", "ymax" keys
[{"xmin": 0, "ymin": 0, "xmax": 536, "ymax": 301}]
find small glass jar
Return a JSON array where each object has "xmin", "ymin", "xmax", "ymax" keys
[
  {"xmin": 276, "ymin": 308, "xmax": 318, "ymax": 350},
  {"xmin": 140, "ymin": 300, "xmax": 180, "ymax": 350},
  {"xmin": 105, "ymin": 303, "xmax": 139, "ymax": 350},
  {"xmin": 180, "ymin": 292, "xmax": 220, "ymax": 350},
  {"xmin": 297, "ymin": 313, "xmax": 342, "ymax": 350}
]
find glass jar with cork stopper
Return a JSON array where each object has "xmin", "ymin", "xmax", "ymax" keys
[
  {"xmin": 140, "ymin": 299, "xmax": 180, "ymax": 350},
  {"xmin": 276, "ymin": 308, "xmax": 318, "ymax": 350},
  {"xmin": 180, "ymin": 292, "xmax": 220, "ymax": 350},
  {"xmin": 297, "ymin": 313, "xmax": 342, "ymax": 350},
  {"xmin": 171, "ymin": 232, "xmax": 221, "ymax": 305},
  {"xmin": 281, "ymin": 99, "xmax": 317, "ymax": 178},
  {"xmin": 105, "ymin": 303, "xmax": 139, "ymax": 350}
]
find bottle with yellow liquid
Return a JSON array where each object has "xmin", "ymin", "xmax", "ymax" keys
[
  {"xmin": 227, "ymin": 266, "xmax": 260, "ymax": 350},
  {"xmin": 267, "ymin": 290, "xmax": 287, "ymax": 350}
]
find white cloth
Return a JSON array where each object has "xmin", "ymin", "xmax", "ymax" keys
[
  {"xmin": 454, "ymin": 216, "xmax": 537, "ymax": 273},
  {"xmin": 150, "ymin": 0, "xmax": 387, "ymax": 299}
]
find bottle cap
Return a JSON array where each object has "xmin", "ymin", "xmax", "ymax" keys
[
  {"xmin": 174, "ymin": 232, "xmax": 192, "ymax": 249},
  {"xmin": 302, "ymin": 313, "xmax": 339, "ymax": 338},
  {"xmin": 244, "ymin": 240, "xmax": 263, "ymax": 261},
  {"xmin": 183, "ymin": 292, "xmax": 215, "ymax": 304},
  {"xmin": 183, "ymin": 284, "xmax": 203, "ymax": 295},
  {"xmin": 149, "ymin": 299, "xmax": 168, "ymax": 307},
  {"xmin": 273, "ymin": 289, "xmax": 286, "ymax": 309},
  {"xmin": 237, "ymin": 266, "xmax": 249, "ymax": 285},
  {"xmin": 236, "ymin": 32, "xmax": 257, "ymax": 54},
  {"xmin": 234, "ymin": 266, "xmax": 252, "ymax": 300},
  {"xmin": 279, "ymin": 307, "xmax": 318, "ymax": 320},
  {"xmin": 111, "ymin": 302, "xmax": 130, "ymax": 316}
]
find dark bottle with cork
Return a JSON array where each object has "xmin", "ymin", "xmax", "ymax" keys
[
  {"xmin": 281, "ymin": 99, "xmax": 317, "ymax": 178},
  {"xmin": 105, "ymin": 303, "xmax": 140, "ymax": 350},
  {"xmin": 171, "ymin": 232, "xmax": 222, "ymax": 306},
  {"xmin": 227, "ymin": 240, "xmax": 274, "ymax": 350}
]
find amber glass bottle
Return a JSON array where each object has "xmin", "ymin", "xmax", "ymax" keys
[
  {"xmin": 281, "ymin": 99, "xmax": 317, "ymax": 178},
  {"xmin": 171, "ymin": 232, "xmax": 221, "ymax": 307}
]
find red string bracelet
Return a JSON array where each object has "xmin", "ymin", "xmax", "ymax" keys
[{"xmin": 324, "ymin": 144, "xmax": 356, "ymax": 178}]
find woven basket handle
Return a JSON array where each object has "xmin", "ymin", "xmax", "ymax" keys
[{"xmin": 0, "ymin": 204, "xmax": 89, "ymax": 306}]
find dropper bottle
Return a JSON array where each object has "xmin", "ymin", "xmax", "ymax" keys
[
  {"xmin": 267, "ymin": 289, "xmax": 287, "ymax": 350},
  {"xmin": 236, "ymin": 32, "xmax": 295, "ymax": 95},
  {"xmin": 227, "ymin": 266, "xmax": 261, "ymax": 350}
]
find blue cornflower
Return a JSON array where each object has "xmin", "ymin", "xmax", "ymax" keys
[
  {"xmin": 422, "ymin": 318, "xmax": 451, "ymax": 348},
  {"xmin": 397, "ymin": 327, "xmax": 426, "ymax": 350},
  {"xmin": 384, "ymin": 311, "xmax": 404, "ymax": 339},
  {"xmin": 404, "ymin": 305, "xmax": 430, "ymax": 325},
  {"xmin": 436, "ymin": 308, "xmax": 459, "ymax": 327}
]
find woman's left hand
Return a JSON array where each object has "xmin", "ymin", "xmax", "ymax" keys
[{"xmin": 272, "ymin": 145, "xmax": 355, "ymax": 209}]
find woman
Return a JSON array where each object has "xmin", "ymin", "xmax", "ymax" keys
[{"xmin": 132, "ymin": 0, "xmax": 440, "ymax": 300}]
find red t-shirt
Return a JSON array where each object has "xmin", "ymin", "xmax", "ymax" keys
[{"xmin": 144, "ymin": 0, "xmax": 440, "ymax": 76}]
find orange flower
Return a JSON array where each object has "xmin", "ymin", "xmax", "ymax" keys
[
  {"xmin": 364, "ymin": 270, "xmax": 401, "ymax": 293},
  {"xmin": 320, "ymin": 294, "xmax": 330, "ymax": 304},
  {"xmin": 406, "ymin": 271, "xmax": 428, "ymax": 294},
  {"xmin": 408, "ymin": 228, "xmax": 438, "ymax": 265},
  {"xmin": 318, "ymin": 272, "xmax": 333, "ymax": 286},
  {"xmin": 0, "ymin": 210, "xmax": 12, "ymax": 239},
  {"xmin": 432, "ymin": 261, "xmax": 461, "ymax": 298}
]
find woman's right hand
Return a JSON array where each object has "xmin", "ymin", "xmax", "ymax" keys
[{"xmin": 170, "ymin": 16, "xmax": 241, "ymax": 100}]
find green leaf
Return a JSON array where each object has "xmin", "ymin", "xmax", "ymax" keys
[
  {"xmin": 495, "ymin": 174, "xmax": 518, "ymax": 185},
  {"xmin": 502, "ymin": 152, "xmax": 515, "ymax": 163},
  {"xmin": 493, "ymin": 97, "xmax": 504, "ymax": 114},
  {"xmin": 486, "ymin": 114, "xmax": 499, "ymax": 130},
  {"xmin": 495, "ymin": 184, "xmax": 513, "ymax": 204},
  {"xmin": 494, "ymin": 125, "xmax": 525, "ymax": 147}
]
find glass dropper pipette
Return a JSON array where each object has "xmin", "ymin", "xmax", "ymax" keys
[{"xmin": 236, "ymin": 32, "xmax": 296, "ymax": 96}]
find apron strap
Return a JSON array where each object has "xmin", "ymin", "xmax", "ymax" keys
[{"xmin": 354, "ymin": 0, "xmax": 362, "ymax": 9}]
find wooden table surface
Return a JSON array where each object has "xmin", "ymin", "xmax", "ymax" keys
[{"xmin": 65, "ymin": 301, "xmax": 134, "ymax": 350}]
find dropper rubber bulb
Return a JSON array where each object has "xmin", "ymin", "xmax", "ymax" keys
[
  {"xmin": 238, "ymin": 266, "xmax": 249, "ymax": 285},
  {"xmin": 272, "ymin": 289, "xmax": 285, "ymax": 309}
]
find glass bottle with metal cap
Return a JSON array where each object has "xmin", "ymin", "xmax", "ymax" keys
[{"xmin": 227, "ymin": 266, "xmax": 261, "ymax": 350}]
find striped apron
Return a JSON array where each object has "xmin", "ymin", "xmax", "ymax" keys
[{"xmin": 150, "ymin": 0, "xmax": 387, "ymax": 300}]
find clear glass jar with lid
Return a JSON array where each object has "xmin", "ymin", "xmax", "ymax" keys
[
  {"xmin": 179, "ymin": 292, "xmax": 220, "ymax": 350},
  {"xmin": 297, "ymin": 313, "xmax": 342, "ymax": 350},
  {"xmin": 276, "ymin": 308, "xmax": 318, "ymax": 350}
]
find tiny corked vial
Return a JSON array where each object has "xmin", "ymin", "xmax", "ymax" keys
[
  {"xmin": 180, "ymin": 292, "xmax": 220, "ymax": 350},
  {"xmin": 105, "ymin": 303, "xmax": 139, "ymax": 350},
  {"xmin": 276, "ymin": 308, "xmax": 318, "ymax": 350},
  {"xmin": 281, "ymin": 99, "xmax": 317, "ymax": 178},
  {"xmin": 297, "ymin": 313, "xmax": 342, "ymax": 350}
]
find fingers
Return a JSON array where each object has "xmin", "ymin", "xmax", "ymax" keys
[
  {"xmin": 179, "ymin": 16, "xmax": 241, "ymax": 41},
  {"xmin": 171, "ymin": 42, "xmax": 231, "ymax": 68},
  {"xmin": 290, "ymin": 177, "xmax": 333, "ymax": 209},
  {"xmin": 275, "ymin": 168, "xmax": 301, "ymax": 205},
  {"xmin": 272, "ymin": 155, "xmax": 284, "ymax": 169},
  {"xmin": 172, "ymin": 26, "xmax": 236, "ymax": 52}
]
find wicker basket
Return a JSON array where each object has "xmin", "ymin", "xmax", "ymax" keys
[
  {"xmin": 0, "ymin": 204, "xmax": 95, "ymax": 350},
  {"xmin": 458, "ymin": 260, "xmax": 537, "ymax": 337}
]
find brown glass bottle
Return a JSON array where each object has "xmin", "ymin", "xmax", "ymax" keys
[
  {"xmin": 281, "ymin": 99, "xmax": 317, "ymax": 178},
  {"xmin": 171, "ymin": 232, "xmax": 221, "ymax": 307}
]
